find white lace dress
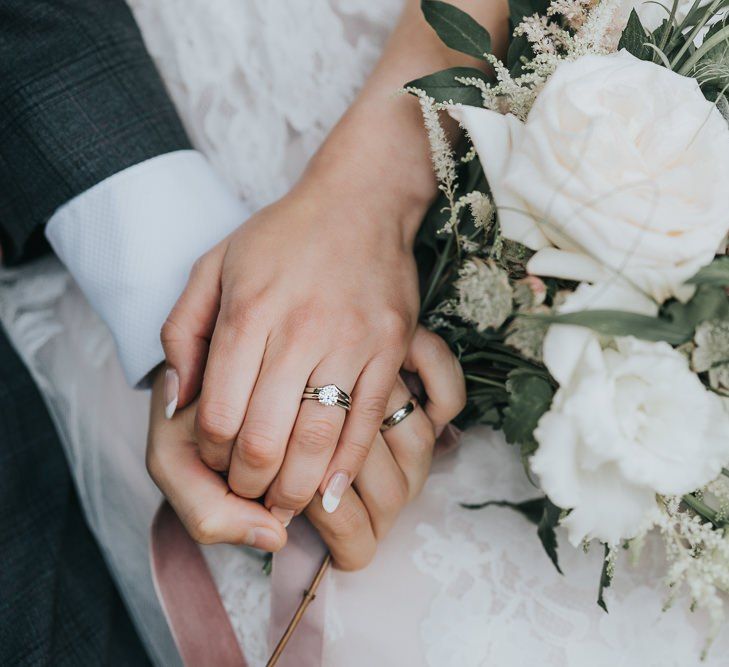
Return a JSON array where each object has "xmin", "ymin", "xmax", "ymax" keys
[{"xmin": 1, "ymin": 1, "xmax": 727, "ymax": 665}]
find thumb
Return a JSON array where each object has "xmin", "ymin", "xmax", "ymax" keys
[{"xmin": 160, "ymin": 242, "xmax": 227, "ymax": 415}]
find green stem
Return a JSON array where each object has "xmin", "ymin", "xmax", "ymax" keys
[
  {"xmin": 421, "ymin": 234, "xmax": 454, "ymax": 314},
  {"xmin": 465, "ymin": 373, "xmax": 507, "ymax": 389},
  {"xmin": 682, "ymin": 493, "xmax": 722, "ymax": 527},
  {"xmin": 676, "ymin": 5, "xmax": 729, "ymax": 73}
]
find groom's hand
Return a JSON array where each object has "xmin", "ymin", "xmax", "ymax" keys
[
  {"xmin": 146, "ymin": 370, "xmax": 288, "ymax": 551},
  {"xmin": 305, "ymin": 326, "xmax": 466, "ymax": 570}
]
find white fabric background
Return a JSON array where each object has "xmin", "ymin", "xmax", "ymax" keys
[{"xmin": 1, "ymin": 0, "xmax": 727, "ymax": 665}]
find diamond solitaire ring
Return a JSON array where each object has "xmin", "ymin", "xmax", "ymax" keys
[{"xmin": 302, "ymin": 384, "xmax": 352, "ymax": 411}]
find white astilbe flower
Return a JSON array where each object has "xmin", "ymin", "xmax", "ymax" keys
[
  {"xmin": 444, "ymin": 191, "xmax": 493, "ymax": 233},
  {"xmin": 693, "ymin": 320, "xmax": 729, "ymax": 391},
  {"xmin": 455, "ymin": 259, "xmax": 513, "ymax": 331},
  {"xmin": 548, "ymin": 0, "xmax": 599, "ymax": 29},
  {"xmin": 514, "ymin": 14, "xmax": 572, "ymax": 54},
  {"xmin": 657, "ymin": 498, "xmax": 729, "ymax": 655},
  {"xmin": 408, "ymin": 89, "xmax": 458, "ymax": 210}
]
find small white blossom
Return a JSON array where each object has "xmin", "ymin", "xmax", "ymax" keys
[
  {"xmin": 504, "ymin": 305, "xmax": 550, "ymax": 361},
  {"xmin": 693, "ymin": 319, "xmax": 729, "ymax": 391},
  {"xmin": 455, "ymin": 259, "xmax": 513, "ymax": 331}
]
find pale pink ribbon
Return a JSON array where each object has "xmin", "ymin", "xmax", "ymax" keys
[{"xmin": 149, "ymin": 424, "xmax": 461, "ymax": 667}]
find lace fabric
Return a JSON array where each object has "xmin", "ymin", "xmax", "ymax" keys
[{"xmin": 2, "ymin": 0, "xmax": 729, "ymax": 664}]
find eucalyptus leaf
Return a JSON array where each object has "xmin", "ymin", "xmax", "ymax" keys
[
  {"xmin": 406, "ymin": 67, "xmax": 490, "ymax": 106},
  {"xmin": 421, "ymin": 0, "xmax": 492, "ymax": 59},
  {"xmin": 529, "ymin": 310, "xmax": 691, "ymax": 345},
  {"xmin": 686, "ymin": 256, "xmax": 729, "ymax": 286}
]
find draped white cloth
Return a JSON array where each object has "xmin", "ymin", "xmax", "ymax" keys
[{"xmin": 1, "ymin": 1, "xmax": 728, "ymax": 665}]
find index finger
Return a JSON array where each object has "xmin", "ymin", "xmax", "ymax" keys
[{"xmin": 402, "ymin": 326, "xmax": 466, "ymax": 434}]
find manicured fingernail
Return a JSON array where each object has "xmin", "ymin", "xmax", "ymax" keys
[
  {"xmin": 270, "ymin": 506, "xmax": 294, "ymax": 528},
  {"xmin": 246, "ymin": 527, "xmax": 283, "ymax": 551},
  {"xmin": 164, "ymin": 367, "xmax": 179, "ymax": 419},
  {"xmin": 322, "ymin": 471, "xmax": 349, "ymax": 514}
]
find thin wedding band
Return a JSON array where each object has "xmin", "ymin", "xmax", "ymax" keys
[
  {"xmin": 302, "ymin": 384, "xmax": 352, "ymax": 411},
  {"xmin": 380, "ymin": 397, "xmax": 417, "ymax": 432}
]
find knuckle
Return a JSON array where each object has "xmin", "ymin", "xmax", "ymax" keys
[
  {"xmin": 341, "ymin": 437, "xmax": 372, "ymax": 466},
  {"xmin": 335, "ymin": 311, "xmax": 369, "ymax": 347},
  {"xmin": 160, "ymin": 314, "xmax": 185, "ymax": 347},
  {"xmin": 196, "ymin": 401, "xmax": 240, "ymax": 444},
  {"xmin": 199, "ymin": 449, "xmax": 230, "ymax": 473},
  {"xmin": 296, "ymin": 417, "xmax": 338, "ymax": 455},
  {"xmin": 378, "ymin": 308, "xmax": 410, "ymax": 345},
  {"xmin": 222, "ymin": 297, "xmax": 266, "ymax": 338},
  {"xmin": 275, "ymin": 485, "xmax": 313, "ymax": 508},
  {"xmin": 285, "ymin": 304, "xmax": 321, "ymax": 338},
  {"xmin": 188, "ymin": 511, "xmax": 224, "ymax": 545},
  {"xmin": 235, "ymin": 424, "xmax": 279, "ymax": 469},
  {"xmin": 328, "ymin": 502, "xmax": 369, "ymax": 541}
]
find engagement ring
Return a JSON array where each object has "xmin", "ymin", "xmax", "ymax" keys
[{"xmin": 302, "ymin": 384, "xmax": 352, "ymax": 411}]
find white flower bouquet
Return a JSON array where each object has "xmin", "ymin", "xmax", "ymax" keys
[{"xmin": 410, "ymin": 0, "xmax": 729, "ymax": 650}]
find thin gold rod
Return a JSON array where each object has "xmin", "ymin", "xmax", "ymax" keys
[{"xmin": 266, "ymin": 553, "xmax": 332, "ymax": 667}]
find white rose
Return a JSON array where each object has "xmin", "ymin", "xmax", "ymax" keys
[
  {"xmin": 450, "ymin": 51, "xmax": 729, "ymax": 303},
  {"xmin": 531, "ymin": 284, "xmax": 729, "ymax": 546}
]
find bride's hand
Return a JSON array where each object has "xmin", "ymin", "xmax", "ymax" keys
[
  {"xmin": 147, "ymin": 325, "xmax": 465, "ymax": 563},
  {"xmin": 161, "ymin": 171, "xmax": 421, "ymax": 521},
  {"xmin": 157, "ymin": 0, "xmax": 504, "ymax": 520}
]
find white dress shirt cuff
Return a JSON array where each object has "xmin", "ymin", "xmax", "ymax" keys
[{"xmin": 46, "ymin": 150, "xmax": 250, "ymax": 387}]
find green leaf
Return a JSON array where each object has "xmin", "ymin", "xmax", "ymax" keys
[
  {"xmin": 406, "ymin": 67, "xmax": 490, "ymax": 106},
  {"xmin": 530, "ymin": 310, "xmax": 691, "ymax": 345},
  {"xmin": 502, "ymin": 371, "xmax": 554, "ymax": 456},
  {"xmin": 597, "ymin": 544, "xmax": 613, "ymax": 612},
  {"xmin": 421, "ymin": 0, "xmax": 492, "ymax": 59},
  {"xmin": 506, "ymin": 33, "xmax": 533, "ymax": 76},
  {"xmin": 618, "ymin": 10, "xmax": 651, "ymax": 60},
  {"xmin": 537, "ymin": 499, "xmax": 563, "ymax": 575},
  {"xmin": 461, "ymin": 496, "xmax": 545, "ymax": 524},
  {"xmin": 663, "ymin": 285, "xmax": 729, "ymax": 331},
  {"xmin": 687, "ymin": 256, "xmax": 729, "ymax": 286},
  {"xmin": 508, "ymin": 0, "xmax": 550, "ymax": 24}
]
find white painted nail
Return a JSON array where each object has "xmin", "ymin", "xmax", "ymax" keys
[
  {"xmin": 164, "ymin": 367, "xmax": 179, "ymax": 419},
  {"xmin": 322, "ymin": 471, "xmax": 349, "ymax": 514}
]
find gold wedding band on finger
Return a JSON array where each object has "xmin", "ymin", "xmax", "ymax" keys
[
  {"xmin": 380, "ymin": 397, "xmax": 418, "ymax": 432},
  {"xmin": 302, "ymin": 384, "xmax": 352, "ymax": 411}
]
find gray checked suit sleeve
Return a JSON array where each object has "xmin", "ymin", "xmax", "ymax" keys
[{"xmin": 0, "ymin": 0, "xmax": 192, "ymax": 265}]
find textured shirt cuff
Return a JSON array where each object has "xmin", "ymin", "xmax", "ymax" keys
[{"xmin": 46, "ymin": 150, "xmax": 250, "ymax": 387}]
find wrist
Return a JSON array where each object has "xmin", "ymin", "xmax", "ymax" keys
[{"xmin": 300, "ymin": 101, "xmax": 437, "ymax": 248}]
